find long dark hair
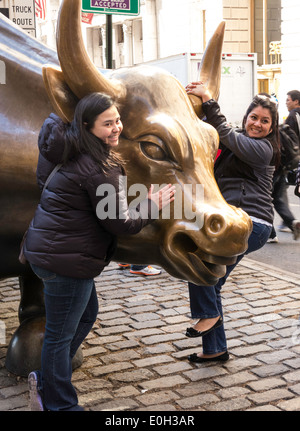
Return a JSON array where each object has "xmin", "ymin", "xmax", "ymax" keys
[
  {"xmin": 63, "ymin": 92, "xmax": 123, "ymax": 172},
  {"xmin": 242, "ymin": 95, "xmax": 280, "ymax": 168}
]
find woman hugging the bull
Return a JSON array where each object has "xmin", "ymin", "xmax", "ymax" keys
[
  {"xmin": 24, "ymin": 92, "xmax": 175, "ymax": 411},
  {"xmin": 185, "ymin": 83, "xmax": 280, "ymax": 363}
]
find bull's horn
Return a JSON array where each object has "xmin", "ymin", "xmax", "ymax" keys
[
  {"xmin": 56, "ymin": 0, "xmax": 126, "ymax": 101},
  {"xmin": 189, "ymin": 21, "xmax": 225, "ymax": 118}
]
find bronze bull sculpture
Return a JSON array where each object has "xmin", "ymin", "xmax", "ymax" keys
[{"xmin": 0, "ymin": 0, "xmax": 252, "ymax": 376}]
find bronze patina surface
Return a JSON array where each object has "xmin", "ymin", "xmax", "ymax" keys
[{"xmin": 0, "ymin": 1, "xmax": 252, "ymax": 375}]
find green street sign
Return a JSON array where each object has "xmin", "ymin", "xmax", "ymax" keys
[{"xmin": 82, "ymin": 0, "xmax": 140, "ymax": 16}]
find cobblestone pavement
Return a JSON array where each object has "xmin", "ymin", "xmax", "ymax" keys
[{"xmin": 0, "ymin": 258, "xmax": 300, "ymax": 412}]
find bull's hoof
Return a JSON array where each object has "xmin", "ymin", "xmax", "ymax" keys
[{"xmin": 5, "ymin": 316, "xmax": 83, "ymax": 377}]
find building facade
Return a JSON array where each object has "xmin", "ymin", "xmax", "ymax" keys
[{"xmin": 3, "ymin": 0, "xmax": 300, "ymax": 121}]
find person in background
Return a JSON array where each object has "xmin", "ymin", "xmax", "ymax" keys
[
  {"xmin": 266, "ymin": 91, "xmax": 300, "ymax": 242},
  {"xmin": 184, "ymin": 83, "xmax": 280, "ymax": 363},
  {"xmin": 275, "ymin": 90, "xmax": 300, "ymax": 240}
]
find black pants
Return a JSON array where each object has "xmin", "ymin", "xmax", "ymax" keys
[{"xmin": 270, "ymin": 171, "xmax": 295, "ymax": 237}]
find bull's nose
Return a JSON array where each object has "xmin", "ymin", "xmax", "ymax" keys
[{"xmin": 204, "ymin": 213, "xmax": 227, "ymax": 237}]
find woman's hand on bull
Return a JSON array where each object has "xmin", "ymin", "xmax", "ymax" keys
[
  {"xmin": 148, "ymin": 184, "xmax": 176, "ymax": 211},
  {"xmin": 186, "ymin": 81, "xmax": 212, "ymax": 102}
]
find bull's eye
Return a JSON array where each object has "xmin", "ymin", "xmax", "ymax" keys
[{"xmin": 140, "ymin": 140, "xmax": 167, "ymax": 161}]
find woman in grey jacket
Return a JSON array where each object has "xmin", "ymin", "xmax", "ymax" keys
[
  {"xmin": 25, "ymin": 92, "xmax": 175, "ymax": 411},
  {"xmin": 185, "ymin": 83, "xmax": 280, "ymax": 363}
]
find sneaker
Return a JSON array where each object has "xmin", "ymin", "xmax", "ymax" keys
[
  {"xmin": 28, "ymin": 371, "xmax": 44, "ymax": 411},
  {"xmin": 130, "ymin": 266, "xmax": 161, "ymax": 276},
  {"xmin": 278, "ymin": 224, "xmax": 292, "ymax": 233},
  {"xmin": 118, "ymin": 263, "xmax": 130, "ymax": 268},
  {"xmin": 267, "ymin": 236, "xmax": 279, "ymax": 243},
  {"xmin": 292, "ymin": 220, "xmax": 300, "ymax": 240}
]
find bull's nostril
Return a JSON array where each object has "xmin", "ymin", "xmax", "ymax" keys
[{"xmin": 206, "ymin": 214, "xmax": 226, "ymax": 235}]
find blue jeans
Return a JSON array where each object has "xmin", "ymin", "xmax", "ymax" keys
[
  {"xmin": 30, "ymin": 264, "xmax": 98, "ymax": 411},
  {"xmin": 188, "ymin": 222, "xmax": 272, "ymax": 355}
]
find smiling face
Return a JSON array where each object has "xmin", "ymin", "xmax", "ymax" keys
[
  {"xmin": 244, "ymin": 106, "xmax": 272, "ymax": 139},
  {"xmin": 90, "ymin": 105, "xmax": 123, "ymax": 147}
]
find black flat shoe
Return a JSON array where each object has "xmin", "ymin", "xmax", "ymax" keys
[
  {"xmin": 188, "ymin": 351, "xmax": 229, "ymax": 363},
  {"xmin": 185, "ymin": 316, "xmax": 223, "ymax": 338}
]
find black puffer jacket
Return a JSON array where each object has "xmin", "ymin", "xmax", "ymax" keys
[{"xmin": 24, "ymin": 114, "xmax": 157, "ymax": 278}]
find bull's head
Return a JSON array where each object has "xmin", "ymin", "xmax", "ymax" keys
[{"xmin": 41, "ymin": 0, "xmax": 252, "ymax": 286}]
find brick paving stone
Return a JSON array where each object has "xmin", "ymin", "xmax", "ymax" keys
[
  {"xmin": 277, "ymin": 397, "xmax": 300, "ymax": 411},
  {"xmin": 129, "ymin": 320, "xmax": 166, "ymax": 330},
  {"xmin": 183, "ymin": 366, "xmax": 228, "ymax": 382},
  {"xmin": 224, "ymin": 358, "xmax": 261, "ymax": 373},
  {"xmin": 105, "ymin": 339, "xmax": 140, "ymax": 351},
  {"xmin": 83, "ymin": 346, "xmax": 107, "ymax": 357},
  {"xmin": 133, "ymin": 354, "xmax": 174, "ymax": 368},
  {"xmin": 206, "ymin": 398, "xmax": 252, "ymax": 411},
  {"xmin": 1, "ymin": 259, "xmax": 300, "ymax": 412},
  {"xmin": 246, "ymin": 405, "xmax": 282, "ymax": 411},
  {"xmin": 247, "ymin": 388, "xmax": 294, "ymax": 404},
  {"xmin": 91, "ymin": 398, "xmax": 140, "ymax": 411},
  {"xmin": 247, "ymin": 377, "xmax": 286, "ymax": 391},
  {"xmin": 290, "ymin": 383, "xmax": 300, "ymax": 395},
  {"xmin": 123, "ymin": 328, "xmax": 164, "ymax": 338},
  {"xmin": 214, "ymin": 371, "xmax": 258, "ymax": 388},
  {"xmin": 217, "ymin": 386, "xmax": 251, "ymax": 399},
  {"xmin": 131, "ymin": 312, "xmax": 161, "ymax": 322},
  {"xmin": 0, "ymin": 396, "xmax": 29, "ymax": 411},
  {"xmin": 176, "ymin": 393, "xmax": 220, "ymax": 409},
  {"xmin": 113, "ymin": 385, "xmax": 140, "ymax": 397},
  {"xmin": 238, "ymin": 323, "xmax": 274, "ymax": 335},
  {"xmin": 153, "ymin": 361, "xmax": 192, "ymax": 376},
  {"xmin": 141, "ymin": 332, "xmax": 186, "ymax": 345},
  {"xmin": 241, "ymin": 332, "xmax": 278, "ymax": 345},
  {"xmin": 136, "ymin": 390, "xmax": 180, "ymax": 406},
  {"xmin": 136, "ymin": 403, "xmax": 178, "ymax": 411},
  {"xmin": 141, "ymin": 343, "xmax": 176, "ymax": 355},
  {"xmin": 256, "ymin": 349, "xmax": 296, "ymax": 364},
  {"xmin": 139, "ymin": 375, "xmax": 189, "ymax": 390},
  {"xmin": 230, "ymin": 344, "xmax": 272, "ymax": 357},
  {"xmin": 282, "ymin": 370, "xmax": 300, "ymax": 383},
  {"xmin": 252, "ymin": 364, "xmax": 290, "ymax": 378},
  {"xmin": 74, "ymin": 378, "xmax": 113, "ymax": 392},
  {"xmin": 79, "ymin": 390, "xmax": 113, "ymax": 406},
  {"xmin": 109, "ymin": 369, "xmax": 155, "ymax": 383},
  {"xmin": 0, "ymin": 383, "xmax": 28, "ymax": 398},
  {"xmin": 176, "ymin": 382, "xmax": 217, "ymax": 397},
  {"xmin": 90, "ymin": 361, "xmax": 134, "ymax": 376}
]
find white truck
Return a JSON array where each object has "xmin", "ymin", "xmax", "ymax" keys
[{"xmin": 141, "ymin": 53, "xmax": 257, "ymax": 127}]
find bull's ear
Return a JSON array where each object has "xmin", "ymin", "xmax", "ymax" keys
[{"xmin": 42, "ymin": 65, "xmax": 79, "ymax": 123}]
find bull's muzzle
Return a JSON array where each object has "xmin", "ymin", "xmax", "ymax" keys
[{"xmin": 162, "ymin": 205, "xmax": 252, "ymax": 285}]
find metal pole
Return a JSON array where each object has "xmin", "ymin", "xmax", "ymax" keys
[{"xmin": 106, "ymin": 14, "xmax": 113, "ymax": 69}]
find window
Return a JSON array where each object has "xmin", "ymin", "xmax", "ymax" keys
[
  {"xmin": 253, "ymin": 0, "xmax": 281, "ymax": 66},
  {"xmin": 116, "ymin": 24, "xmax": 124, "ymax": 44}
]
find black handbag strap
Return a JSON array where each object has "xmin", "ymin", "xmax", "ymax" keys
[{"xmin": 42, "ymin": 164, "xmax": 62, "ymax": 194}]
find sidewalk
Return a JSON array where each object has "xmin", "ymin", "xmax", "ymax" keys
[{"xmin": 0, "ymin": 258, "xmax": 300, "ymax": 412}]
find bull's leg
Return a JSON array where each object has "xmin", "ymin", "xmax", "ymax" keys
[
  {"xmin": 18, "ymin": 266, "xmax": 45, "ymax": 323},
  {"xmin": 5, "ymin": 267, "xmax": 83, "ymax": 377}
]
